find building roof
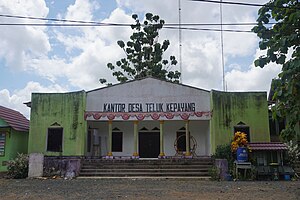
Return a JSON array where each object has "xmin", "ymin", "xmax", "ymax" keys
[
  {"xmin": 87, "ymin": 76, "xmax": 210, "ymax": 93},
  {"xmin": 0, "ymin": 105, "xmax": 29, "ymax": 132},
  {"xmin": 248, "ymin": 142, "xmax": 288, "ymax": 151}
]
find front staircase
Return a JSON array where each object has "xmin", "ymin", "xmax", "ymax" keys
[{"xmin": 78, "ymin": 157, "xmax": 213, "ymax": 179}]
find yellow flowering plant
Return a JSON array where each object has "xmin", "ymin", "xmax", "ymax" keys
[{"xmin": 231, "ymin": 131, "xmax": 248, "ymax": 152}]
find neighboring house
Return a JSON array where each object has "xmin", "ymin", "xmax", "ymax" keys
[
  {"xmin": 28, "ymin": 77, "xmax": 270, "ymax": 163},
  {"xmin": 0, "ymin": 106, "xmax": 29, "ymax": 171}
]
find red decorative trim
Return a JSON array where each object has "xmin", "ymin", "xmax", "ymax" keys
[
  {"xmin": 107, "ymin": 114, "xmax": 115, "ymax": 120},
  {"xmin": 195, "ymin": 112, "xmax": 203, "ymax": 117},
  {"xmin": 180, "ymin": 113, "xmax": 189, "ymax": 120},
  {"xmin": 84, "ymin": 111, "xmax": 212, "ymax": 121},
  {"xmin": 122, "ymin": 114, "xmax": 130, "ymax": 120},
  {"xmin": 136, "ymin": 114, "xmax": 145, "ymax": 120},
  {"xmin": 151, "ymin": 113, "xmax": 161, "ymax": 120},
  {"xmin": 93, "ymin": 113, "xmax": 102, "ymax": 120},
  {"xmin": 204, "ymin": 112, "xmax": 211, "ymax": 117},
  {"xmin": 84, "ymin": 112, "xmax": 92, "ymax": 120},
  {"xmin": 164, "ymin": 113, "xmax": 174, "ymax": 119}
]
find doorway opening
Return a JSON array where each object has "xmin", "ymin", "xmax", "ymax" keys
[{"xmin": 139, "ymin": 132, "xmax": 160, "ymax": 158}]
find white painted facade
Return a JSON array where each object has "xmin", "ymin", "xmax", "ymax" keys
[
  {"xmin": 88, "ymin": 120, "xmax": 210, "ymax": 157},
  {"xmin": 85, "ymin": 78, "xmax": 211, "ymax": 157}
]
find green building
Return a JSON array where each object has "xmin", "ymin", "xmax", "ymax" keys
[
  {"xmin": 28, "ymin": 77, "xmax": 270, "ymax": 160},
  {"xmin": 0, "ymin": 106, "xmax": 29, "ymax": 172}
]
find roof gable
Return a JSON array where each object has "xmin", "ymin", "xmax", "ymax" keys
[
  {"xmin": 88, "ymin": 77, "xmax": 209, "ymax": 93},
  {"xmin": 0, "ymin": 106, "xmax": 29, "ymax": 132}
]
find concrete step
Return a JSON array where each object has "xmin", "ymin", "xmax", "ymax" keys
[
  {"xmin": 79, "ymin": 158, "xmax": 213, "ymax": 178},
  {"xmin": 80, "ymin": 168, "xmax": 209, "ymax": 172},
  {"xmin": 79, "ymin": 171, "xmax": 210, "ymax": 177},
  {"xmin": 82, "ymin": 161, "xmax": 213, "ymax": 165},
  {"xmin": 81, "ymin": 164, "xmax": 212, "ymax": 169},
  {"xmin": 77, "ymin": 176, "xmax": 211, "ymax": 180},
  {"xmin": 83, "ymin": 157, "xmax": 212, "ymax": 163}
]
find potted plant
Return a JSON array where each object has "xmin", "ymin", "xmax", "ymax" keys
[{"xmin": 231, "ymin": 131, "xmax": 248, "ymax": 162}]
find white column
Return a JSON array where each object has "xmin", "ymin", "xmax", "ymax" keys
[
  {"xmin": 185, "ymin": 120, "xmax": 191, "ymax": 156},
  {"xmin": 132, "ymin": 121, "xmax": 139, "ymax": 158},
  {"xmin": 107, "ymin": 120, "xmax": 113, "ymax": 157},
  {"xmin": 159, "ymin": 121, "xmax": 165, "ymax": 158}
]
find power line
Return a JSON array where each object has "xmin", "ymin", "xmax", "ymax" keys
[
  {"xmin": 189, "ymin": 0, "xmax": 268, "ymax": 7},
  {"xmin": 0, "ymin": 14, "xmax": 278, "ymax": 27},
  {"xmin": 166, "ymin": 22, "xmax": 276, "ymax": 26},
  {"xmin": 0, "ymin": 23, "xmax": 129, "ymax": 27},
  {"xmin": 0, "ymin": 14, "xmax": 104, "ymax": 24},
  {"xmin": 0, "ymin": 13, "xmax": 281, "ymax": 33},
  {"xmin": 0, "ymin": 23, "xmax": 253, "ymax": 32},
  {"xmin": 189, "ymin": 0, "xmax": 300, "ymax": 9},
  {"xmin": 164, "ymin": 27, "xmax": 252, "ymax": 33}
]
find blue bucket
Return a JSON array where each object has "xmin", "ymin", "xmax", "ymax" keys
[
  {"xmin": 236, "ymin": 147, "xmax": 248, "ymax": 162},
  {"xmin": 284, "ymin": 175, "xmax": 291, "ymax": 181}
]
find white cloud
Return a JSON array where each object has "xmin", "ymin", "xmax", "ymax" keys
[
  {"xmin": 0, "ymin": 82, "xmax": 68, "ymax": 118},
  {"xmin": 100, "ymin": 8, "xmax": 133, "ymax": 44},
  {"xmin": 51, "ymin": 5, "xmax": 134, "ymax": 90},
  {"xmin": 26, "ymin": 57, "xmax": 69, "ymax": 82},
  {"xmin": 181, "ymin": 38, "xmax": 223, "ymax": 90},
  {"xmin": 225, "ymin": 49, "xmax": 282, "ymax": 92},
  {"xmin": 0, "ymin": 0, "xmax": 50, "ymax": 70},
  {"xmin": 113, "ymin": 0, "xmax": 266, "ymax": 91},
  {"xmin": 228, "ymin": 63, "xmax": 242, "ymax": 71},
  {"xmin": 65, "ymin": 0, "xmax": 100, "ymax": 21}
]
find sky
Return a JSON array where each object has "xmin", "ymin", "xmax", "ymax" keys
[{"xmin": 0, "ymin": 0, "xmax": 282, "ymax": 119}]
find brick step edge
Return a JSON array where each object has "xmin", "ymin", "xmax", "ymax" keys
[
  {"xmin": 80, "ymin": 169, "xmax": 210, "ymax": 172},
  {"xmin": 81, "ymin": 165, "xmax": 212, "ymax": 169},
  {"xmin": 78, "ymin": 173, "xmax": 210, "ymax": 177},
  {"xmin": 77, "ymin": 176, "xmax": 211, "ymax": 180}
]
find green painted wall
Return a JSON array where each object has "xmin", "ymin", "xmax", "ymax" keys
[
  {"xmin": 28, "ymin": 91, "xmax": 87, "ymax": 156},
  {"xmin": 210, "ymin": 90, "xmax": 270, "ymax": 154},
  {"xmin": 0, "ymin": 127, "xmax": 28, "ymax": 171}
]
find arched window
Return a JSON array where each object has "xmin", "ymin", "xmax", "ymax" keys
[{"xmin": 234, "ymin": 121, "xmax": 250, "ymax": 142}]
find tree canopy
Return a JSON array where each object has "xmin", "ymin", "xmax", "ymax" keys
[
  {"xmin": 100, "ymin": 13, "xmax": 181, "ymax": 85},
  {"xmin": 252, "ymin": 0, "xmax": 300, "ymax": 141}
]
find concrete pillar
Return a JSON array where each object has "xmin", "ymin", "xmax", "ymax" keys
[
  {"xmin": 28, "ymin": 153, "xmax": 44, "ymax": 177},
  {"xmin": 132, "ymin": 121, "xmax": 139, "ymax": 158},
  {"xmin": 185, "ymin": 120, "xmax": 191, "ymax": 156},
  {"xmin": 159, "ymin": 121, "xmax": 165, "ymax": 158},
  {"xmin": 107, "ymin": 120, "xmax": 113, "ymax": 157}
]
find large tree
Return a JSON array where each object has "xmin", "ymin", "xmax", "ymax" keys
[
  {"xmin": 100, "ymin": 13, "xmax": 180, "ymax": 84},
  {"xmin": 252, "ymin": 0, "xmax": 300, "ymax": 141}
]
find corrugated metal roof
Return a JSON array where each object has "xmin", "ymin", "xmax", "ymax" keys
[
  {"xmin": 248, "ymin": 142, "xmax": 288, "ymax": 151},
  {"xmin": 0, "ymin": 105, "xmax": 29, "ymax": 132}
]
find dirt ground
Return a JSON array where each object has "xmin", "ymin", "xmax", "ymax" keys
[{"xmin": 0, "ymin": 178, "xmax": 299, "ymax": 200}]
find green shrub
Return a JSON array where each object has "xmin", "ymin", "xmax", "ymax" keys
[
  {"xmin": 213, "ymin": 144, "xmax": 232, "ymax": 161},
  {"xmin": 7, "ymin": 153, "xmax": 29, "ymax": 179},
  {"xmin": 209, "ymin": 166, "xmax": 220, "ymax": 181}
]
